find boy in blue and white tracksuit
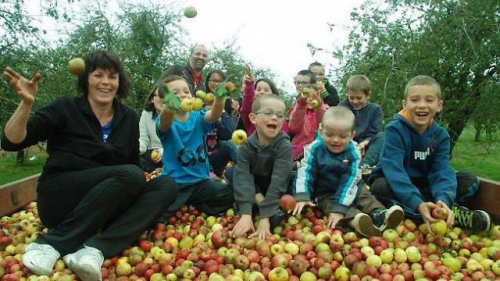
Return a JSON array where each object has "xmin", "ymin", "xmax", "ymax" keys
[{"xmin": 292, "ymin": 106, "xmax": 404, "ymax": 237}]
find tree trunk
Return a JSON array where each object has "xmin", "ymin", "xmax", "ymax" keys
[{"xmin": 474, "ymin": 124, "xmax": 481, "ymax": 142}]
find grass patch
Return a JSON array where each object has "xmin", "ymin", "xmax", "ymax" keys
[
  {"xmin": 0, "ymin": 151, "xmax": 47, "ymax": 185},
  {"xmin": 451, "ymin": 127, "xmax": 500, "ymax": 181}
]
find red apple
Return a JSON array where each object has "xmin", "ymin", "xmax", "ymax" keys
[{"xmin": 279, "ymin": 195, "xmax": 296, "ymax": 211}]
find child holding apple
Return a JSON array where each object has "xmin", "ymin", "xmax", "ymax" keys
[
  {"xmin": 338, "ymin": 75, "xmax": 385, "ymax": 175},
  {"xmin": 229, "ymin": 94, "xmax": 294, "ymax": 239},
  {"xmin": 369, "ymin": 75, "xmax": 491, "ymax": 233},
  {"xmin": 292, "ymin": 106, "xmax": 404, "ymax": 237},
  {"xmin": 308, "ymin": 62, "xmax": 340, "ymax": 106},
  {"xmin": 155, "ymin": 74, "xmax": 234, "ymax": 222},
  {"xmin": 139, "ymin": 85, "xmax": 165, "ymax": 173},
  {"xmin": 288, "ymin": 72, "xmax": 329, "ymax": 161}
]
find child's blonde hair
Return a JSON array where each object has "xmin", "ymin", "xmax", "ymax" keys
[
  {"xmin": 346, "ymin": 75, "xmax": 371, "ymax": 95},
  {"xmin": 404, "ymin": 75, "xmax": 442, "ymax": 100},
  {"xmin": 322, "ymin": 106, "xmax": 355, "ymax": 130}
]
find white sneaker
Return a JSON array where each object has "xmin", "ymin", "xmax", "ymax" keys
[
  {"xmin": 22, "ymin": 243, "xmax": 60, "ymax": 275},
  {"xmin": 63, "ymin": 246, "xmax": 104, "ymax": 281}
]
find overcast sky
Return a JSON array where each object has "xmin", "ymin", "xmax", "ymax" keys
[
  {"xmin": 28, "ymin": 0, "xmax": 366, "ymax": 92},
  {"xmin": 175, "ymin": 0, "xmax": 366, "ymax": 91}
]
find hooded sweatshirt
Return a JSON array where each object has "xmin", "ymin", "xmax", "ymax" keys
[
  {"xmin": 338, "ymin": 101, "xmax": 383, "ymax": 143},
  {"xmin": 233, "ymin": 130, "xmax": 294, "ymax": 218},
  {"xmin": 369, "ymin": 110, "xmax": 456, "ymax": 211}
]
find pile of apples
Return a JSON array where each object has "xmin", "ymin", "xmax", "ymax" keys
[{"xmin": 1, "ymin": 198, "xmax": 500, "ymax": 281}]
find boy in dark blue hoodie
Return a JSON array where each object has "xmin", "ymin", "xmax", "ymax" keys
[
  {"xmin": 338, "ymin": 75, "xmax": 384, "ymax": 174},
  {"xmin": 369, "ymin": 75, "xmax": 491, "ymax": 233}
]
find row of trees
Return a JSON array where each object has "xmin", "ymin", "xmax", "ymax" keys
[
  {"xmin": 330, "ymin": 0, "xmax": 499, "ymax": 151},
  {"xmin": 0, "ymin": 0, "xmax": 277, "ymax": 134},
  {"xmin": 1, "ymin": 0, "xmax": 499, "ymax": 154}
]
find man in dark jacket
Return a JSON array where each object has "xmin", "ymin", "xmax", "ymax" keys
[{"xmin": 163, "ymin": 44, "xmax": 209, "ymax": 96}]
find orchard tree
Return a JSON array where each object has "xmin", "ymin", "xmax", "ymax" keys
[{"xmin": 330, "ymin": 0, "xmax": 499, "ymax": 153}]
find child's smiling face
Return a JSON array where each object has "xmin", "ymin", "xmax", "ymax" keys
[
  {"xmin": 320, "ymin": 118, "xmax": 355, "ymax": 154},
  {"xmin": 403, "ymin": 84, "xmax": 443, "ymax": 134}
]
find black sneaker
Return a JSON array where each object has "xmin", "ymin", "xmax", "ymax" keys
[
  {"xmin": 371, "ymin": 205, "xmax": 404, "ymax": 232},
  {"xmin": 453, "ymin": 205, "xmax": 491, "ymax": 232},
  {"xmin": 352, "ymin": 213, "xmax": 381, "ymax": 237}
]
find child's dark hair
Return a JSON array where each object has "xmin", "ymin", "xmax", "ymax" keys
[
  {"xmin": 204, "ymin": 70, "xmax": 226, "ymax": 94},
  {"xmin": 252, "ymin": 94, "xmax": 285, "ymax": 113},
  {"xmin": 143, "ymin": 85, "xmax": 166, "ymax": 119},
  {"xmin": 255, "ymin": 78, "xmax": 280, "ymax": 96},
  {"xmin": 296, "ymin": 70, "xmax": 317, "ymax": 85}
]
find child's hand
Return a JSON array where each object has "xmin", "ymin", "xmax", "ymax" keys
[
  {"xmin": 417, "ymin": 201, "xmax": 440, "ymax": 234},
  {"xmin": 292, "ymin": 201, "xmax": 316, "ymax": 215},
  {"xmin": 231, "ymin": 215, "xmax": 254, "ymax": 238},
  {"xmin": 436, "ymin": 200, "xmax": 454, "ymax": 227},
  {"xmin": 214, "ymin": 76, "xmax": 234, "ymax": 98},
  {"xmin": 249, "ymin": 217, "xmax": 271, "ymax": 240},
  {"xmin": 327, "ymin": 212, "xmax": 344, "ymax": 229},
  {"xmin": 162, "ymin": 84, "xmax": 181, "ymax": 111},
  {"xmin": 316, "ymin": 80, "xmax": 326, "ymax": 92},
  {"xmin": 244, "ymin": 65, "xmax": 254, "ymax": 83}
]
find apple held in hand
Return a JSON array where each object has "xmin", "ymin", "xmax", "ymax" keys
[
  {"xmin": 183, "ymin": 6, "xmax": 197, "ymax": 18},
  {"xmin": 180, "ymin": 98, "xmax": 193, "ymax": 112},
  {"xmin": 310, "ymin": 99, "xmax": 319, "ymax": 109},
  {"xmin": 196, "ymin": 90, "xmax": 207, "ymax": 100},
  {"xmin": 279, "ymin": 194, "xmax": 296, "ymax": 211},
  {"xmin": 225, "ymin": 82, "xmax": 235, "ymax": 93},
  {"xmin": 205, "ymin": 93, "xmax": 215, "ymax": 104},
  {"xmin": 150, "ymin": 149, "xmax": 161, "ymax": 162},
  {"xmin": 232, "ymin": 129, "xmax": 248, "ymax": 145},
  {"xmin": 191, "ymin": 98, "xmax": 204, "ymax": 111},
  {"xmin": 431, "ymin": 206, "xmax": 448, "ymax": 220},
  {"xmin": 302, "ymin": 87, "xmax": 311, "ymax": 96},
  {"xmin": 68, "ymin": 58, "xmax": 85, "ymax": 76}
]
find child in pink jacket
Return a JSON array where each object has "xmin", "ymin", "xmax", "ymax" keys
[
  {"xmin": 288, "ymin": 84, "xmax": 328, "ymax": 161},
  {"xmin": 240, "ymin": 66, "xmax": 289, "ymax": 135}
]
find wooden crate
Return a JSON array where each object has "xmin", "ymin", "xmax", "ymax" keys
[
  {"xmin": 463, "ymin": 177, "xmax": 500, "ymax": 224},
  {"xmin": 0, "ymin": 174, "xmax": 499, "ymax": 224},
  {"xmin": 0, "ymin": 174, "xmax": 39, "ymax": 217}
]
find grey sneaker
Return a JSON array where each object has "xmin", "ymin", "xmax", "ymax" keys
[
  {"xmin": 352, "ymin": 213, "xmax": 381, "ymax": 237},
  {"xmin": 22, "ymin": 243, "xmax": 60, "ymax": 275},
  {"xmin": 371, "ymin": 205, "xmax": 404, "ymax": 232},
  {"xmin": 360, "ymin": 164, "xmax": 375, "ymax": 176},
  {"xmin": 64, "ymin": 246, "xmax": 104, "ymax": 281}
]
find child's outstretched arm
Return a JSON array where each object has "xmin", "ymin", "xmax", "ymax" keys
[
  {"xmin": 158, "ymin": 84, "xmax": 180, "ymax": 133},
  {"xmin": 205, "ymin": 79, "xmax": 232, "ymax": 123}
]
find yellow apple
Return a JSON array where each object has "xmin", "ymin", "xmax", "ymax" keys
[
  {"xmin": 191, "ymin": 98, "xmax": 204, "ymax": 111},
  {"xmin": 68, "ymin": 58, "xmax": 85, "ymax": 76},
  {"xmin": 180, "ymin": 98, "xmax": 193, "ymax": 112},
  {"xmin": 302, "ymin": 87, "xmax": 311, "ymax": 96},
  {"xmin": 196, "ymin": 90, "xmax": 207, "ymax": 100},
  {"xmin": 430, "ymin": 220, "xmax": 447, "ymax": 236},
  {"xmin": 205, "ymin": 93, "xmax": 215, "ymax": 104},
  {"xmin": 232, "ymin": 129, "xmax": 248, "ymax": 145}
]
